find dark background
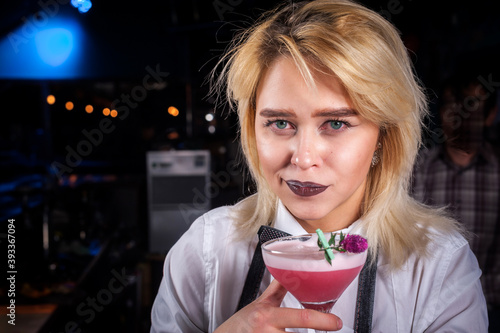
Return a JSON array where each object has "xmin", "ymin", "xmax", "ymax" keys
[{"xmin": 0, "ymin": 0, "xmax": 499, "ymax": 332}]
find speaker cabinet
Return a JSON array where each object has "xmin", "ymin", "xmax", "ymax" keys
[{"xmin": 146, "ymin": 150, "xmax": 210, "ymax": 253}]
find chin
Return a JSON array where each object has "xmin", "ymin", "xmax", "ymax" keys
[{"xmin": 289, "ymin": 208, "xmax": 327, "ymax": 223}]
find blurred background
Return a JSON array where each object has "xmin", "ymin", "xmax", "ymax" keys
[{"xmin": 0, "ymin": 0, "xmax": 499, "ymax": 332}]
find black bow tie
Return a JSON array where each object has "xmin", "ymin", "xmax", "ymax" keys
[{"xmin": 258, "ymin": 225, "xmax": 291, "ymax": 244}]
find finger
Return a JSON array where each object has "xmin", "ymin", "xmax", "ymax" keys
[
  {"xmin": 273, "ymin": 307, "xmax": 343, "ymax": 331},
  {"xmin": 257, "ymin": 279, "xmax": 288, "ymax": 306}
]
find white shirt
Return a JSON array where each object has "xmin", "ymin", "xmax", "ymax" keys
[{"xmin": 151, "ymin": 198, "xmax": 488, "ymax": 332}]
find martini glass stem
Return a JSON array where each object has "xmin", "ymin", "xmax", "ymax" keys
[{"xmin": 301, "ymin": 301, "xmax": 336, "ymax": 332}]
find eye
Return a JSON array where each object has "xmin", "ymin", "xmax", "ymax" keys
[
  {"xmin": 320, "ymin": 119, "xmax": 351, "ymax": 133},
  {"xmin": 275, "ymin": 120, "xmax": 288, "ymax": 129},
  {"xmin": 265, "ymin": 119, "xmax": 292, "ymax": 130},
  {"xmin": 329, "ymin": 120, "xmax": 343, "ymax": 130}
]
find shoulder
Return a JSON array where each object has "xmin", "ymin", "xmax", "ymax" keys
[
  {"xmin": 382, "ymin": 227, "xmax": 485, "ymax": 330},
  {"xmin": 383, "ymin": 225, "xmax": 469, "ymax": 273},
  {"xmin": 481, "ymin": 141, "xmax": 500, "ymax": 166},
  {"xmin": 167, "ymin": 197, "xmax": 253, "ymax": 255},
  {"xmin": 411, "ymin": 228, "xmax": 481, "ymax": 309},
  {"xmin": 414, "ymin": 146, "xmax": 442, "ymax": 169},
  {"xmin": 409, "ymin": 223, "xmax": 471, "ymax": 270},
  {"xmin": 427, "ymin": 225, "xmax": 468, "ymax": 254},
  {"xmin": 379, "ymin": 217, "xmax": 473, "ymax": 287},
  {"xmin": 376, "ymin": 226, "xmax": 487, "ymax": 331},
  {"xmin": 185, "ymin": 195, "xmax": 257, "ymax": 250},
  {"xmin": 194, "ymin": 195, "xmax": 255, "ymax": 230},
  {"xmin": 163, "ymin": 196, "xmax": 257, "ymax": 294},
  {"xmin": 153, "ymin": 196, "xmax": 259, "ymax": 332},
  {"xmin": 411, "ymin": 147, "xmax": 445, "ymax": 192}
]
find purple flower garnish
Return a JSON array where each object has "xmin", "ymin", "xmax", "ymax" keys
[
  {"xmin": 317, "ymin": 230, "xmax": 368, "ymax": 264},
  {"xmin": 340, "ymin": 234, "xmax": 368, "ymax": 253}
]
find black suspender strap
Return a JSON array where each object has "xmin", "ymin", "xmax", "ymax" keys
[
  {"xmin": 354, "ymin": 250, "xmax": 378, "ymax": 333},
  {"xmin": 237, "ymin": 226, "xmax": 291, "ymax": 311},
  {"xmin": 237, "ymin": 226, "xmax": 378, "ymax": 333}
]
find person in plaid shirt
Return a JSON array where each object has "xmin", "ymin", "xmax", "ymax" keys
[{"xmin": 412, "ymin": 70, "xmax": 499, "ymax": 332}]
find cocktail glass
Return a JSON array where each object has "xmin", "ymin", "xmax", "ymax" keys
[{"xmin": 262, "ymin": 233, "xmax": 367, "ymax": 332}]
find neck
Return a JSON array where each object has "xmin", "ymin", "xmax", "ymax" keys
[
  {"xmin": 295, "ymin": 183, "xmax": 365, "ymax": 233},
  {"xmin": 445, "ymin": 145, "xmax": 477, "ymax": 167},
  {"xmin": 297, "ymin": 214, "xmax": 359, "ymax": 234}
]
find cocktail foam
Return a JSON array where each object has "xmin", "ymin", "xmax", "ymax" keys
[{"xmin": 263, "ymin": 235, "xmax": 367, "ymax": 272}]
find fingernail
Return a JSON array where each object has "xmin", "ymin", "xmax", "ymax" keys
[{"xmin": 337, "ymin": 318, "xmax": 343, "ymax": 329}]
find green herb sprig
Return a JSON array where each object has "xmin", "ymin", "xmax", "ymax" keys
[
  {"xmin": 316, "ymin": 229, "xmax": 368, "ymax": 265},
  {"xmin": 325, "ymin": 231, "xmax": 347, "ymax": 252},
  {"xmin": 315, "ymin": 229, "xmax": 335, "ymax": 265},
  {"xmin": 317, "ymin": 230, "xmax": 347, "ymax": 264}
]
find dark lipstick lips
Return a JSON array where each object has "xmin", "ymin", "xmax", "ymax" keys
[{"xmin": 285, "ymin": 180, "xmax": 328, "ymax": 197}]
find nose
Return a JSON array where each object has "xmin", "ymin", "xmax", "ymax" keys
[{"xmin": 290, "ymin": 131, "xmax": 323, "ymax": 169}]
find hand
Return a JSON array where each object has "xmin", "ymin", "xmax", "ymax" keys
[{"xmin": 214, "ymin": 279, "xmax": 343, "ymax": 332}]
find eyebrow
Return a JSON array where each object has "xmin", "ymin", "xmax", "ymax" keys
[
  {"xmin": 258, "ymin": 107, "xmax": 358, "ymax": 118},
  {"xmin": 259, "ymin": 109, "xmax": 295, "ymax": 118},
  {"xmin": 314, "ymin": 108, "xmax": 358, "ymax": 117}
]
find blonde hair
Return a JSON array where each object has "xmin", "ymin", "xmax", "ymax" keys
[{"xmin": 213, "ymin": 0, "xmax": 460, "ymax": 269}]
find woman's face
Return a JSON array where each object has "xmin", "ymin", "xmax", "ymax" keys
[{"xmin": 255, "ymin": 57, "xmax": 380, "ymax": 232}]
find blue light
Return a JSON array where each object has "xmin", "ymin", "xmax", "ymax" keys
[
  {"xmin": 0, "ymin": 16, "xmax": 85, "ymax": 79},
  {"xmin": 79, "ymin": 1, "xmax": 92, "ymax": 13},
  {"xmin": 71, "ymin": 0, "xmax": 92, "ymax": 14},
  {"xmin": 35, "ymin": 28, "xmax": 73, "ymax": 67},
  {"xmin": 71, "ymin": 0, "xmax": 85, "ymax": 7}
]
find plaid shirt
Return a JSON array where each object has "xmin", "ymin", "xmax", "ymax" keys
[{"xmin": 411, "ymin": 142, "xmax": 500, "ymax": 308}]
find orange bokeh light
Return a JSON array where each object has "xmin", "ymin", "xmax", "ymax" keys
[
  {"xmin": 47, "ymin": 95, "xmax": 56, "ymax": 105},
  {"xmin": 65, "ymin": 101, "xmax": 74, "ymax": 110},
  {"xmin": 103, "ymin": 108, "xmax": 111, "ymax": 116},
  {"xmin": 85, "ymin": 105, "xmax": 94, "ymax": 113},
  {"xmin": 168, "ymin": 106, "xmax": 179, "ymax": 117}
]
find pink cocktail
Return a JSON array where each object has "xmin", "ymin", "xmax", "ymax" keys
[{"xmin": 262, "ymin": 233, "xmax": 367, "ymax": 313}]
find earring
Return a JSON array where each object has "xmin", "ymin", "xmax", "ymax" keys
[{"xmin": 371, "ymin": 143, "xmax": 382, "ymax": 167}]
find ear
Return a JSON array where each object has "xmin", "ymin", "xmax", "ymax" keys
[{"xmin": 486, "ymin": 105, "xmax": 498, "ymax": 127}]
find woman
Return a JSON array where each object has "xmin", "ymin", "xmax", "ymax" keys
[{"xmin": 151, "ymin": 1, "xmax": 488, "ymax": 332}]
